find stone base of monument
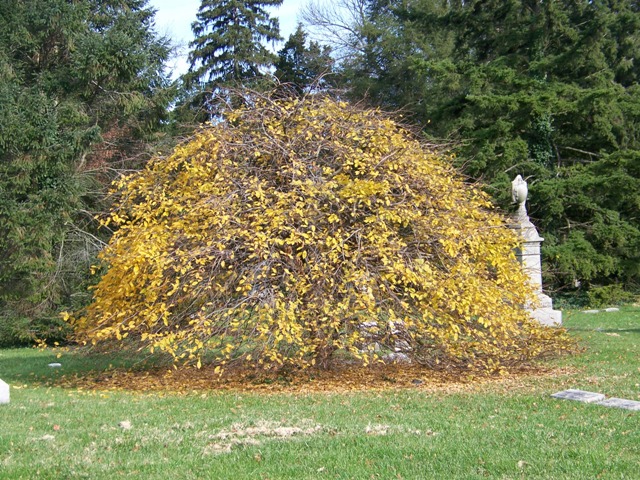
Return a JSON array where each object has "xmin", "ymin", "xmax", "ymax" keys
[
  {"xmin": 530, "ymin": 293, "xmax": 562, "ymax": 326},
  {"xmin": 530, "ymin": 307, "xmax": 562, "ymax": 326},
  {"xmin": 0, "ymin": 379, "xmax": 9, "ymax": 404}
]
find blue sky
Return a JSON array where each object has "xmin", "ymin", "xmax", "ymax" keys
[{"xmin": 148, "ymin": 0, "xmax": 311, "ymax": 78}]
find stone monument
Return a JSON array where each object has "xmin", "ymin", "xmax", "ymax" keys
[{"xmin": 511, "ymin": 175, "xmax": 562, "ymax": 326}]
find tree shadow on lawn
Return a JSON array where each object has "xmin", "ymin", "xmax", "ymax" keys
[
  {"xmin": 0, "ymin": 346, "xmax": 172, "ymax": 385},
  {"xmin": 565, "ymin": 327, "xmax": 640, "ymax": 334},
  {"xmin": 0, "ymin": 346, "xmax": 577, "ymax": 395}
]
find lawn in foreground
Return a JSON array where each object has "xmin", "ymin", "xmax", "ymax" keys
[{"xmin": 0, "ymin": 308, "xmax": 638, "ymax": 479}]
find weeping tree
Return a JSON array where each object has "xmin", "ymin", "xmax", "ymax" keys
[{"xmin": 70, "ymin": 92, "xmax": 572, "ymax": 373}]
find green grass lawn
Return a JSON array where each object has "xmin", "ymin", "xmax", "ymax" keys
[{"xmin": 1, "ymin": 308, "xmax": 639, "ymax": 479}]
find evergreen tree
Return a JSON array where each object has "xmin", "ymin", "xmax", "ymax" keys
[
  {"xmin": 274, "ymin": 24, "xmax": 335, "ymax": 94},
  {"xmin": 331, "ymin": 0, "xmax": 454, "ymax": 119},
  {"xmin": 321, "ymin": 0, "xmax": 640, "ymax": 295},
  {"xmin": 426, "ymin": 0, "xmax": 640, "ymax": 294},
  {"xmin": 186, "ymin": 0, "xmax": 282, "ymax": 94},
  {"xmin": 0, "ymin": 0, "xmax": 171, "ymax": 343}
]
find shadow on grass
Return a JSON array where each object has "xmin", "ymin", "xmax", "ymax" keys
[
  {"xmin": 0, "ymin": 343, "xmax": 579, "ymax": 397},
  {"xmin": 565, "ymin": 327, "xmax": 640, "ymax": 334},
  {"xmin": 0, "ymin": 346, "xmax": 173, "ymax": 385}
]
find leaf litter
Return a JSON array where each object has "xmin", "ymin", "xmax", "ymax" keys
[{"xmin": 46, "ymin": 363, "xmax": 577, "ymax": 396}]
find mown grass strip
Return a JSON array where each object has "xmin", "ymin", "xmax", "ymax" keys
[{"xmin": 0, "ymin": 308, "xmax": 638, "ymax": 479}]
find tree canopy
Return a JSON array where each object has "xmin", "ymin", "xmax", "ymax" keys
[
  {"xmin": 0, "ymin": 0, "xmax": 171, "ymax": 341},
  {"xmin": 310, "ymin": 0, "xmax": 640, "ymax": 296},
  {"xmin": 187, "ymin": 0, "xmax": 283, "ymax": 91},
  {"xmin": 274, "ymin": 24, "xmax": 335, "ymax": 94},
  {"xmin": 72, "ymin": 92, "xmax": 571, "ymax": 372}
]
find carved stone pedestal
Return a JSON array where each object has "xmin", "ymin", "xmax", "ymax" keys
[{"xmin": 511, "ymin": 176, "xmax": 562, "ymax": 326}]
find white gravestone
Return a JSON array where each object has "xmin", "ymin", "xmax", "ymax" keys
[
  {"xmin": 551, "ymin": 389, "xmax": 605, "ymax": 403},
  {"xmin": 0, "ymin": 379, "xmax": 9, "ymax": 404},
  {"xmin": 597, "ymin": 398, "xmax": 640, "ymax": 411},
  {"xmin": 511, "ymin": 175, "xmax": 562, "ymax": 326}
]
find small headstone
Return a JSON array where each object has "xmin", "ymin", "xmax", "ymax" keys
[
  {"xmin": 48, "ymin": 363, "xmax": 62, "ymax": 368},
  {"xmin": 382, "ymin": 352, "xmax": 411, "ymax": 364},
  {"xmin": 596, "ymin": 398, "xmax": 640, "ymax": 411},
  {"xmin": 604, "ymin": 308, "xmax": 620, "ymax": 313},
  {"xmin": 582, "ymin": 310, "xmax": 600, "ymax": 314},
  {"xmin": 0, "ymin": 379, "xmax": 9, "ymax": 404},
  {"xmin": 551, "ymin": 389, "xmax": 606, "ymax": 403}
]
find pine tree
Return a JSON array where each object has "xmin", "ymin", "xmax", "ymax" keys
[
  {"xmin": 331, "ymin": 0, "xmax": 454, "ymax": 118},
  {"xmin": 0, "ymin": 0, "xmax": 171, "ymax": 343},
  {"xmin": 420, "ymin": 0, "xmax": 640, "ymax": 293},
  {"xmin": 274, "ymin": 24, "xmax": 335, "ymax": 94},
  {"xmin": 320, "ymin": 0, "xmax": 640, "ymax": 295},
  {"xmin": 187, "ymin": 0, "xmax": 282, "ymax": 93}
]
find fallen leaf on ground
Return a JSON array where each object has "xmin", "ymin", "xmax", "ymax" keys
[{"xmin": 45, "ymin": 363, "xmax": 577, "ymax": 396}]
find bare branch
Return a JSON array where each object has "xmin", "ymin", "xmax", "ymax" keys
[{"xmin": 301, "ymin": 0, "xmax": 369, "ymax": 58}]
